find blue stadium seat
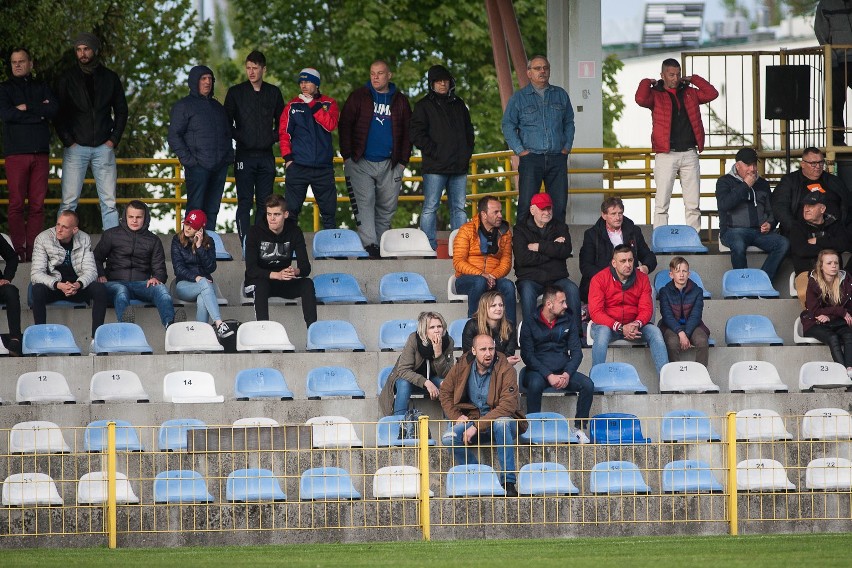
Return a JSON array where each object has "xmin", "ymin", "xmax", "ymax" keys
[
  {"xmin": 519, "ymin": 412, "xmax": 573, "ymax": 444},
  {"xmin": 26, "ymin": 282, "xmax": 89, "ymax": 309},
  {"xmin": 312, "ymin": 229, "xmax": 369, "ymax": 259},
  {"xmin": 445, "ymin": 464, "xmax": 506, "ymax": 497},
  {"xmin": 157, "ymin": 418, "xmax": 207, "ymax": 452},
  {"xmin": 226, "ymin": 468, "xmax": 287, "ymax": 502},
  {"xmin": 91, "ymin": 323, "xmax": 153, "ymax": 355},
  {"xmin": 306, "ymin": 366, "xmax": 366, "ymax": 399},
  {"xmin": 722, "ymin": 268, "xmax": 779, "ymax": 298},
  {"xmin": 377, "ymin": 366, "xmax": 394, "ymax": 395},
  {"xmin": 379, "ymin": 272, "xmax": 436, "ymax": 303},
  {"xmin": 589, "ymin": 461, "xmax": 651, "ymax": 494},
  {"xmin": 660, "ymin": 410, "xmax": 721, "ymax": 442},
  {"xmin": 205, "ymin": 230, "xmax": 233, "ymax": 260},
  {"xmin": 233, "ymin": 367, "xmax": 294, "ymax": 401},
  {"xmin": 306, "ymin": 320, "xmax": 366, "ymax": 352},
  {"xmin": 376, "ymin": 415, "xmax": 436, "ymax": 447},
  {"xmin": 724, "ymin": 314, "xmax": 783, "ymax": 346},
  {"xmin": 589, "ymin": 413, "xmax": 651, "ymax": 444},
  {"xmin": 22, "ymin": 324, "xmax": 81, "ymax": 356},
  {"xmin": 84, "ymin": 419, "xmax": 144, "ymax": 452},
  {"xmin": 299, "ymin": 467, "xmax": 362, "ymax": 500},
  {"xmin": 313, "ymin": 273, "xmax": 368, "ymax": 304},
  {"xmin": 448, "ymin": 318, "xmax": 469, "ymax": 351},
  {"xmin": 589, "ymin": 362, "xmax": 649, "ymax": 394},
  {"xmin": 653, "ymin": 270, "xmax": 711, "ymax": 299},
  {"xmin": 517, "ymin": 462, "xmax": 580, "ymax": 496},
  {"xmin": 153, "ymin": 470, "xmax": 214, "ymax": 503},
  {"xmin": 651, "ymin": 225, "xmax": 708, "ymax": 254},
  {"xmin": 662, "ymin": 460, "xmax": 724, "ymax": 493},
  {"xmin": 378, "ymin": 319, "xmax": 417, "ymax": 351}
]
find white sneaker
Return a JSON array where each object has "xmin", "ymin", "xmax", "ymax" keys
[
  {"xmin": 847, "ymin": 367, "xmax": 852, "ymax": 378},
  {"xmin": 571, "ymin": 427, "xmax": 590, "ymax": 444}
]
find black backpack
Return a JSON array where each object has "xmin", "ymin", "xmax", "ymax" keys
[{"xmin": 218, "ymin": 319, "xmax": 242, "ymax": 353}]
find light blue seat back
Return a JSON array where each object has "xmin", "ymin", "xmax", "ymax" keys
[
  {"xmin": 234, "ymin": 367, "xmax": 294, "ymax": 400},
  {"xmin": 724, "ymin": 314, "xmax": 783, "ymax": 346},
  {"xmin": 722, "ymin": 269, "xmax": 779, "ymax": 298},
  {"xmin": 158, "ymin": 418, "xmax": 207, "ymax": 451},
  {"xmin": 446, "ymin": 464, "xmax": 506, "ymax": 497},
  {"xmin": 378, "ymin": 320, "xmax": 417, "ymax": 351},
  {"xmin": 376, "ymin": 415, "xmax": 436, "ymax": 447},
  {"xmin": 590, "ymin": 413, "xmax": 651, "ymax": 444},
  {"xmin": 153, "ymin": 469, "xmax": 214, "ymax": 503},
  {"xmin": 661, "ymin": 410, "xmax": 721, "ymax": 442},
  {"xmin": 84, "ymin": 419, "xmax": 143, "ymax": 452},
  {"xmin": 653, "ymin": 270, "xmax": 711, "ymax": 298},
  {"xmin": 313, "ymin": 273, "xmax": 368, "ymax": 304},
  {"xmin": 377, "ymin": 366, "xmax": 394, "ymax": 395},
  {"xmin": 226, "ymin": 468, "xmax": 287, "ymax": 502},
  {"xmin": 448, "ymin": 318, "xmax": 469, "ymax": 351},
  {"xmin": 205, "ymin": 230, "xmax": 232, "ymax": 260},
  {"xmin": 519, "ymin": 412, "xmax": 572, "ymax": 444},
  {"xmin": 662, "ymin": 460, "xmax": 724, "ymax": 493},
  {"xmin": 306, "ymin": 366, "xmax": 366, "ymax": 399},
  {"xmin": 299, "ymin": 467, "xmax": 361, "ymax": 500},
  {"xmin": 590, "ymin": 461, "xmax": 651, "ymax": 494},
  {"xmin": 518, "ymin": 462, "xmax": 579, "ymax": 496},
  {"xmin": 92, "ymin": 323, "xmax": 153, "ymax": 354},
  {"xmin": 22, "ymin": 324, "xmax": 81, "ymax": 355},
  {"xmin": 379, "ymin": 272, "xmax": 436, "ymax": 303},
  {"xmin": 589, "ymin": 362, "xmax": 648, "ymax": 394},
  {"xmin": 651, "ymin": 225, "xmax": 708, "ymax": 253},
  {"xmin": 306, "ymin": 320, "xmax": 366, "ymax": 352},
  {"xmin": 312, "ymin": 229, "xmax": 369, "ymax": 259}
]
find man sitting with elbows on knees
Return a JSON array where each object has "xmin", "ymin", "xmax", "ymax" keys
[{"xmin": 439, "ymin": 334, "xmax": 526, "ymax": 497}]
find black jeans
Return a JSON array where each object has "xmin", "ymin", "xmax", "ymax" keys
[
  {"xmin": 31, "ymin": 281, "xmax": 108, "ymax": 336},
  {"xmin": 0, "ymin": 283, "xmax": 21, "ymax": 337},
  {"xmin": 805, "ymin": 323, "xmax": 852, "ymax": 367},
  {"xmin": 249, "ymin": 277, "xmax": 317, "ymax": 328},
  {"xmin": 234, "ymin": 154, "xmax": 276, "ymax": 240},
  {"xmin": 284, "ymin": 163, "xmax": 337, "ymax": 229}
]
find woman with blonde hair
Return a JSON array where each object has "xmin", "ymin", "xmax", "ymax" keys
[
  {"xmin": 801, "ymin": 249, "xmax": 852, "ymax": 375},
  {"xmin": 461, "ymin": 290, "xmax": 519, "ymax": 364},
  {"xmin": 378, "ymin": 311, "xmax": 455, "ymax": 416}
]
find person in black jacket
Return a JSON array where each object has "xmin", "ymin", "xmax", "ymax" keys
[
  {"xmin": 0, "ymin": 234, "xmax": 22, "ymax": 355},
  {"xmin": 55, "ymin": 33, "xmax": 128, "ymax": 231},
  {"xmin": 94, "ymin": 201, "xmax": 176, "ymax": 328},
  {"xmin": 578, "ymin": 197, "xmax": 657, "ymax": 302},
  {"xmin": 0, "ymin": 47, "xmax": 58, "ymax": 261},
  {"xmin": 244, "ymin": 194, "xmax": 317, "ymax": 328},
  {"xmin": 168, "ymin": 65, "xmax": 233, "ymax": 230},
  {"xmin": 224, "ymin": 51, "xmax": 285, "ymax": 241},
  {"xmin": 513, "ymin": 192, "xmax": 581, "ymax": 332},
  {"xmin": 411, "ymin": 64, "xmax": 475, "ymax": 250}
]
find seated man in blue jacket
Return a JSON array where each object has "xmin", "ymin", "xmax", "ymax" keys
[{"xmin": 519, "ymin": 285, "xmax": 593, "ymax": 443}]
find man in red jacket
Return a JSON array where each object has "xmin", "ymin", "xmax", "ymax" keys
[
  {"xmin": 635, "ymin": 58, "xmax": 718, "ymax": 231},
  {"xmin": 588, "ymin": 244, "xmax": 669, "ymax": 375}
]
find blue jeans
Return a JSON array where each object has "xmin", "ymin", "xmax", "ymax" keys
[
  {"xmin": 419, "ymin": 173, "xmax": 468, "ymax": 250},
  {"xmin": 517, "ymin": 153, "xmax": 568, "ymax": 223},
  {"xmin": 522, "ymin": 369, "xmax": 594, "ymax": 424},
  {"xmin": 392, "ymin": 377, "xmax": 442, "ymax": 416},
  {"xmin": 175, "ymin": 279, "xmax": 222, "ymax": 323},
  {"xmin": 720, "ymin": 227, "xmax": 790, "ymax": 280},
  {"xmin": 455, "ymin": 275, "xmax": 516, "ymax": 324},
  {"xmin": 105, "ymin": 281, "xmax": 175, "ymax": 328},
  {"xmin": 517, "ymin": 278, "xmax": 581, "ymax": 334},
  {"xmin": 447, "ymin": 417, "xmax": 517, "ymax": 485},
  {"xmin": 234, "ymin": 154, "xmax": 276, "ymax": 240},
  {"xmin": 591, "ymin": 322, "xmax": 669, "ymax": 375},
  {"xmin": 185, "ymin": 164, "xmax": 229, "ymax": 230},
  {"xmin": 60, "ymin": 143, "xmax": 118, "ymax": 229}
]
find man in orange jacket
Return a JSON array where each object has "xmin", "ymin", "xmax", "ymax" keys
[{"xmin": 452, "ymin": 195, "xmax": 515, "ymax": 323}]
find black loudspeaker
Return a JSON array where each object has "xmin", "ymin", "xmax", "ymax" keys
[{"xmin": 765, "ymin": 65, "xmax": 810, "ymax": 120}]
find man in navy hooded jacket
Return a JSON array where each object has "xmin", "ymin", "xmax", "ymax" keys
[{"xmin": 168, "ymin": 65, "xmax": 233, "ymax": 230}]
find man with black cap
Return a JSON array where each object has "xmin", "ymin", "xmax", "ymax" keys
[
  {"xmin": 56, "ymin": 32, "xmax": 128, "ymax": 230},
  {"xmin": 410, "ymin": 64, "xmax": 475, "ymax": 250},
  {"xmin": 716, "ymin": 148, "xmax": 789, "ymax": 280},
  {"xmin": 279, "ymin": 67, "xmax": 339, "ymax": 229}
]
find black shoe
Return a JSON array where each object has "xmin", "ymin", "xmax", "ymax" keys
[
  {"xmin": 365, "ymin": 244, "xmax": 381, "ymax": 259},
  {"xmin": 173, "ymin": 307, "xmax": 187, "ymax": 323},
  {"xmin": 120, "ymin": 306, "xmax": 136, "ymax": 323},
  {"xmin": 504, "ymin": 482, "xmax": 518, "ymax": 497},
  {"xmin": 7, "ymin": 337, "xmax": 21, "ymax": 357},
  {"xmin": 216, "ymin": 321, "xmax": 234, "ymax": 338}
]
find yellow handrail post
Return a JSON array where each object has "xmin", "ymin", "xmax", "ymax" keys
[
  {"xmin": 174, "ymin": 162, "xmax": 184, "ymax": 234},
  {"xmin": 313, "ymin": 202, "xmax": 320, "ymax": 232},
  {"xmin": 418, "ymin": 415, "xmax": 431, "ymax": 541},
  {"xmin": 726, "ymin": 411, "xmax": 738, "ymax": 536},
  {"xmin": 107, "ymin": 420, "xmax": 117, "ymax": 549},
  {"xmin": 645, "ymin": 152, "xmax": 653, "ymax": 225}
]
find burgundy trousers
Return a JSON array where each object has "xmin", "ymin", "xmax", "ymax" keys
[{"xmin": 5, "ymin": 153, "xmax": 49, "ymax": 260}]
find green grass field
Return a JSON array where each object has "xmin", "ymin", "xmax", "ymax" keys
[{"xmin": 3, "ymin": 533, "xmax": 852, "ymax": 567}]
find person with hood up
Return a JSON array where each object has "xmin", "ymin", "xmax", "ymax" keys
[
  {"xmin": 94, "ymin": 200, "xmax": 177, "ymax": 328},
  {"xmin": 410, "ymin": 64, "xmax": 475, "ymax": 250},
  {"xmin": 168, "ymin": 65, "xmax": 233, "ymax": 230}
]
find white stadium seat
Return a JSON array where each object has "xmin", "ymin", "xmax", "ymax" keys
[{"xmin": 163, "ymin": 371, "xmax": 224, "ymax": 403}]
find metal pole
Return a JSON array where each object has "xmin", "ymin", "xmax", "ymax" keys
[
  {"xmin": 418, "ymin": 415, "xmax": 431, "ymax": 541},
  {"xmin": 726, "ymin": 411, "xmax": 738, "ymax": 536},
  {"xmin": 107, "ymin": 421, "xmax": 117, "ymax": 548}
]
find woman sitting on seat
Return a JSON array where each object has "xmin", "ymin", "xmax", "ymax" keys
[
  {"xmin": 378, "ymin": 311, "xmax": 455, "ymax": 416},
  {"xmin": 801, "ymin": 249, "xmax": 852, "ymax": 375},
  {"xmin": 170, "ymin": 210, "xmax": 232, "ymax": 338},
  {"xmin": 461, "ymin": 290, "xmax": 520, "ymax": 364}
]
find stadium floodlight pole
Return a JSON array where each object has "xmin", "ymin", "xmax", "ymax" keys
[
  {"xmin": 726, "ymin": 412, "xmax": 738, "ymax": 536},
  {"xmin": 418, "ymin": 415, "xmax": 431, "ymax": 541}
]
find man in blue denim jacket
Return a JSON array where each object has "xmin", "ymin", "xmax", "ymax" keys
[{"xmin": 501, "ymin": 55, "xmax": 575, "ymax": 223}]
